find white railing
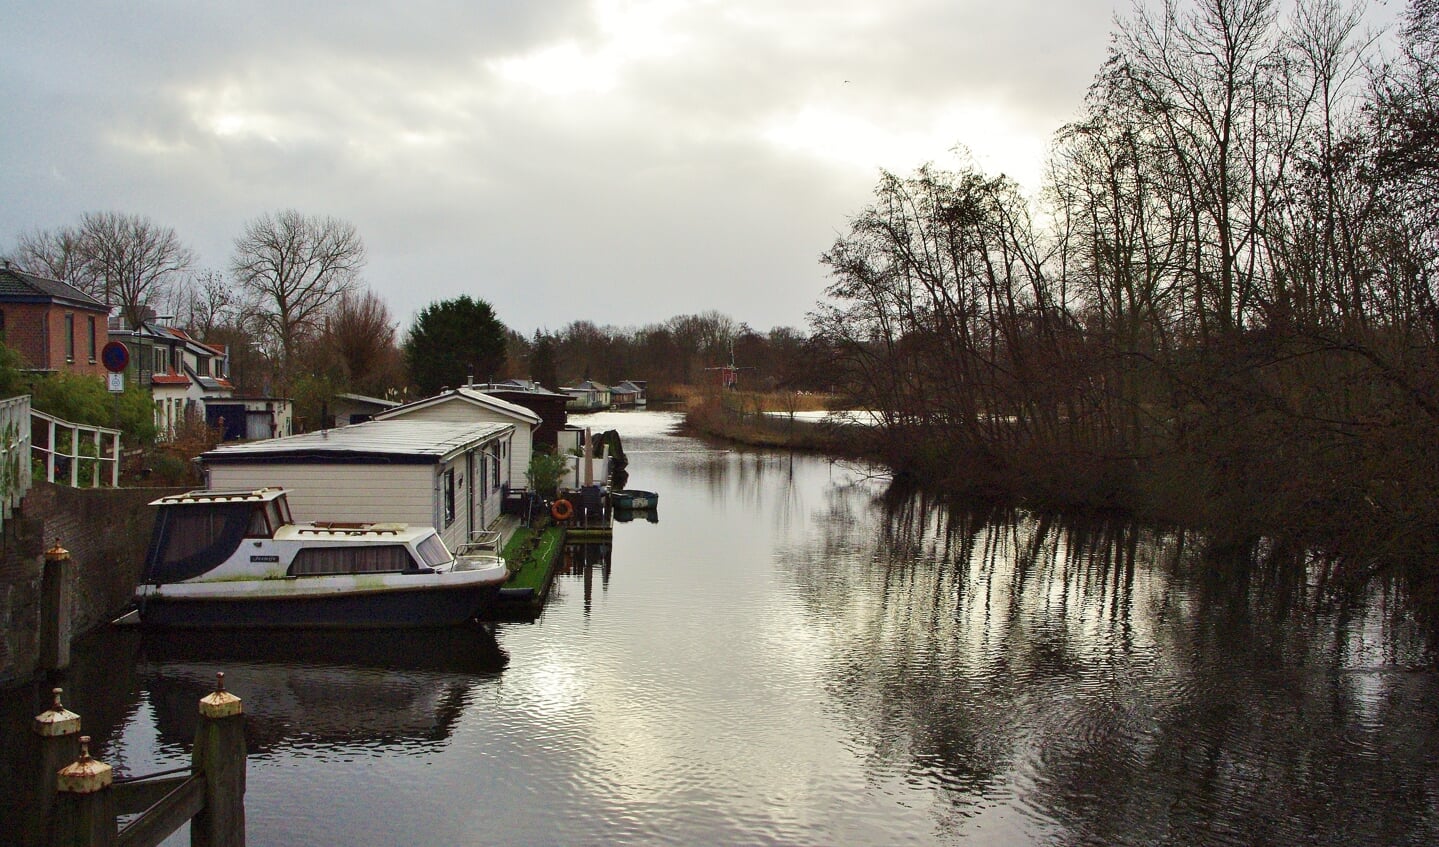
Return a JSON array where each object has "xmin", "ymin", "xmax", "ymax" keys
[
  {"xmin": 30, "ymin": 409, "xmax": 122, "ymax": 488},
  {"xmin": 1, "ymin": 394, "xmax": 34, "ymax": 529}
]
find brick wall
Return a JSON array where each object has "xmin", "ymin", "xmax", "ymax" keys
[
  {"xmin": 0, "ymin": 482, "xmax": 185, "ymax": 686},
  {"xmin": 0, "ymin": 302, "xmax": 109, "ymax": 378},
  {"xmin": 1, "ymin": 303, "xmax": 52, "ymax": 369}
]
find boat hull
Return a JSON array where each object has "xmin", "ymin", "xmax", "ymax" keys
[
  {"xmin": 136, "ymin": 572, "xmax": 506, "ymax": 629},
  {"xmin": 612, "ymin": 489, "xmax": 658, "ymax": 510}
]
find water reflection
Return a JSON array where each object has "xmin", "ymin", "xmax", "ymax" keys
[
  {"xmin": 136, "ymin": 627, "xmax": 506, "ymax": 754},
  {"xmin": 4, "ymin": 411, "xmax": 1437, "ymax": 845},
  {"xmin": 780, "ymin": 486, "xmax": 1439, "ymax": 845}
]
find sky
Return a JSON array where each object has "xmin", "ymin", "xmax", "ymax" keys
[{"xmin": 2, "ymin": 0, "xmax": 1132, "ymax": 335}]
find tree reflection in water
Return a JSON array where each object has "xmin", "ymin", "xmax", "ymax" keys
[{"xmin": 781, "ymin": 484, "xmax": 1439, "ymax": 846}]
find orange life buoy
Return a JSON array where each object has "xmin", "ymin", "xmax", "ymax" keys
[{"xmin": 550, "ymin": 498, "xmax": 574, "ymax": 521}]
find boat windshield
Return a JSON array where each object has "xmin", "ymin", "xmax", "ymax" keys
[
  {"xmin": 416, "ymin": 534, "xmax": 452, "ymax": 567},
  {"xmin": 144, "ymin": 502, "xmax": 253, "ymax": 584}
]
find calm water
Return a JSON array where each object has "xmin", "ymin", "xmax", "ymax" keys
[{"xmin": 4, "ymin": 410, "xmax": 1438, "ymax": 845}]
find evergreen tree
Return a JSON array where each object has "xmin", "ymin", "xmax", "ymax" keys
[{"xmin": 404, "ymin": 295, "xmax": 507, "ymax": 396}]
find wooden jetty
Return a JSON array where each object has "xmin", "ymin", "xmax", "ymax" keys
[{"xmin": 32, "ymin": 676, "xmax": 247, "ymax": 847}]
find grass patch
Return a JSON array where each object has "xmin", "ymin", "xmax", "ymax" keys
[{"xmin": 501, "ymin": 525, "xmax": 565, "ymax": 592}]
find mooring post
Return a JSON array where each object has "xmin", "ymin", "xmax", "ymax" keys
[
  {"xmin": 32, "ymin": 688, "xmax": 82, "ymax": 844},
  {"xmin": 39, "ymin": 542, "xmax": 73, "ymax": 671},
  {"xmin": 191, "ymin": 672, "xmax": 246, "ymax": 847},
  {"xmin": 52, "ymin": 736, "xmax": 115, "ymax": 847}
]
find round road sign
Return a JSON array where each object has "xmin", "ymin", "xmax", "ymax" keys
[{"xmin": 101, "ymin": 341, "xmax": 130, "ymax": 373}]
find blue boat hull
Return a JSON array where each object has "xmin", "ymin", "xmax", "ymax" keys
[{"xmin": 138, "ymin": 583, "xmax": 501, "ymax": 629}]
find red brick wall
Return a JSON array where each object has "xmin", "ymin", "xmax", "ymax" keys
[
  {"xmin": 0, "ymin": 303, "xmax": 109, "ymax": 378},
  {"xmin": 0, "ymin": 482, "xmax": 186, "ymax": 686}
]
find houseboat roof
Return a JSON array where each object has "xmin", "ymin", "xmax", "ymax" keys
[
  {"xmin": 200, "ymin": 420, "xmax": 514, "ymax": 466},
  {"xmin": 375, "ymin": 386, "xmax": 542, "ymax": 425}
]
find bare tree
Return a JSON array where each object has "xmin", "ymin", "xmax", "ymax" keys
[
  {"xmin": 80, "ymin": 211, "xmax": 195, "ymax": 329},
  {"xmin": 230, "ymin": 210, "xmax": 366, "ymax": 387},
  {"xmin": 7, "ymin": 212, "xmax": 193, "ymax": 327},
  {"xmin": 171, "ymin": 269, "xmax": 259, "ymax": 337},
  {"xmin": 322, "ymin": 287, "xmax": 403, "ymax": 396},
  {"xmin": 6, "ymin": 226, "xmax": 100, "ymax": 294}
]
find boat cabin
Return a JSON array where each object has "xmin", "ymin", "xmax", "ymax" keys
[{"xmin": 143, "ymin": 488, "xmax": 454, "ymax": 586}]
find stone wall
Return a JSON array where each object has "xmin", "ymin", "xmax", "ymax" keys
[{"xmin": 0, "ymin": 482, "xmax": 185, "ymax": 686}]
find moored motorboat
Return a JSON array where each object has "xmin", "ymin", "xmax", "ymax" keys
[
  {"xmin": 611, "ymin": 489, "xmax": 658, "ymax": 510},
  {"xmin": 135, "ymin": 488, "xmax": 508, "ymax": 628}
]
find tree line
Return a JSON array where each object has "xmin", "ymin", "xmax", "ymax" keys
[
  {"xmin": 814, "ymin": 0, "xmax": 1439, "ymax": 612},
  {"xmin": 3, "ymin": 210, "xmax": 832, "ymax": 428}
]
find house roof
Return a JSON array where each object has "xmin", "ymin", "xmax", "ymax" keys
[
  {"xmin": 485, "ymin": 384, "xmax": 569, "ymax": 399},
  {"xmin": 375, "ymin": 386, "xmax": 542, "ymax": 425},
  {"xmin": 565, "ymin": 380, "xmax": 610, "ymax": 392},
  {"xmin": 334, "ymin": 392, "xmax": 400, "ymax": 409},
  {"xmin": 0, "ymin": 266, "xmax": 108, "ymax": 311},
  {"xmin": 200, "ymin": 420, "xmax": 514, "ymax": 466}
]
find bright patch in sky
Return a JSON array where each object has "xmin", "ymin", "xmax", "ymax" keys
[{"xmin": 762, "ymin": 101, "xmax": 1047, "ymax": 189}]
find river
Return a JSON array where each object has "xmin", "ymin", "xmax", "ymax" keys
[{"xmin": 3, "ymin": 410, "xmax": 1437, "ymax": 845}]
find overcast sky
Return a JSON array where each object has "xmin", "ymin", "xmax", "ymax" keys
[{"xmin": 2, "ymin": 1, "xmax": 1134, "ymax": 334}]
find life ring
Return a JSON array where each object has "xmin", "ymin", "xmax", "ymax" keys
[{"xmin": 550, "ymin": 498, "xmax": 574, "ymax": 521}]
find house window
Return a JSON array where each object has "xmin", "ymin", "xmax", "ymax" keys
[
  {"xmin": 154, "ymin": 348, "xmax": 166, "ymax": 373},
  {"xmin": 87, "ymin": 317, "xmax": 97, "ymax": 362},
  {"xmin": 443, "ymin": 468, "xmax": 456, "ymax": 527},
  {"xmin": 197, "ymin": 357, "xmax": 210, "ymax": 376},
  {"xmin": 65, "ymin": 314, "xmax": 75, "ymax": 362}
]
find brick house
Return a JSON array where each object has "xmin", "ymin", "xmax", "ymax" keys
[{"xmin": 0, "ymin": 264, "xmax": 110, "ymax": 378}]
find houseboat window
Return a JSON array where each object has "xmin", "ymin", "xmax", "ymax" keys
[
  {"xmin": 247, "ymin": 506, "xmax": 270, "ymax": 537},
  {"xmin": 491, "ymin": 450, "xmax": 501, "ymax": 491},
  {"xmin": 443, "ymin": 468, "xmax": 456, "ymax": 526},
  {"xmin": 290, "ymin": 544, "xmax": 415, "ymax": 575},
  {"xmin": 416, "ymin": 534, "xmax": 451, "ymax": 567}
]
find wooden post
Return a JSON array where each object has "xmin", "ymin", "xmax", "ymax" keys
[
  {"xmin": 39, "ymin": 542, "xmax": 73, "ymax": 671},
  {"xmin": 52, "ymin": 736, "xmax": 115, "ymax": 847},
  {"xmin": 191, "ymin": 672, "xmax": 246, "ymax": 847},
  {"xmin": 33, "ymin": 688, "xmax": 82, "ymax": 845}
]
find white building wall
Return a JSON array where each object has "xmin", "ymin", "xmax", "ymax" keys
[{"xmin": 206, "ymin": 464, "xmax": 436, "ymax": 528}]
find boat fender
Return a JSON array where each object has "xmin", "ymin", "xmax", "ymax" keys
[{"xmin": 551, "ymin": 498, "xmax": 575, "ymax": 521}]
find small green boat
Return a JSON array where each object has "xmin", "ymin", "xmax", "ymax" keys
[{"xmin": 612, "ymin": 489, "xmax": 658, "ymax": 510}]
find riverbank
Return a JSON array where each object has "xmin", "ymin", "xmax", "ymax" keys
[
  {"xmin": 677, "ymin": 388, "xmax": 877, "ymax": 456},
  {"xmin": 680, "ymin": 390, "xmax": 1439, "ymax": 642}
]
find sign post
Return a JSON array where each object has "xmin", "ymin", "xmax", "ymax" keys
[{"xmin": 101, "ymin": 342, "xmax": 130, "ymax": 435}]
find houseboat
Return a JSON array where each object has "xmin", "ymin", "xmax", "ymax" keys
[{"xmin": 135, "ymin": 488, "xmax": 508, "ymax": 628}]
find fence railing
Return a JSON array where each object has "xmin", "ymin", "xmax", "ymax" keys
[
  {"xmin": 30, "ymin": 409, "xmax": 122, "ymax": 489},
  {"xmin": 1, "ymin": 394, "xmax": 34, "ymax": 531}
]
